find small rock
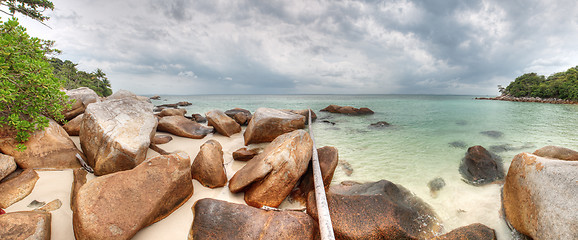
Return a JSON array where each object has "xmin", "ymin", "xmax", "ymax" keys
[
  {"xmin": 153, "ymin": 135, "xmax": 173, "ymax": 145},
  {"xmin": 157, "ymin": 115, "xmax": 214, "ymax": 139},
  {"xmin": 177, "ymin": 101, "xmax": 192, "ymax": 106},
  {"xmin": 150, "ymin": 95, "xmax": 161, "ymax": 100},
  {"xmin": 36, "ymin": 199, "xmax": 62, "ymax": 212},
  {"xmin": 159, "ymin": 108, "xmax": 187, "ymax": 117},
  {"xmin": 339, "ymin": 160, "xmax": 353, "ymax": 176},
  {"xmin": 320, "ymin": 105, "xmax": 374, "ymax": 115},
  {"xmin": 191, "ymin": 114, "xmax": 207, "ymax": 123},
  {"xmin": 27, "ymin": 200, "xmax": 46, "ymax": 208},
  {"xmin": 224, "ymin": 108, "xmax": 252, "ymax": 125},
  {"xmin": 63, "ymin": 113, "xmax": 84, "ymax": 136},
  {"xmin": 232, "ymin": 147, "xmax": 259, "ymax": 161}
]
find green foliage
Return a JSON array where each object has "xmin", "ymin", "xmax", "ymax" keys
[
  {"xmin": 50, "ymin": 58, "xmax": 112, "ymax": 97},
  {"xmin": 503, "ymin": 66, "xmax": 578, "ymax": 101},
  {"xmin": 0, "ymin": 0, "xmax": 54, "ymax": 22},
  {"xmin": 0, "ymin": 17, "xmax": 69, "ymax": 150}
]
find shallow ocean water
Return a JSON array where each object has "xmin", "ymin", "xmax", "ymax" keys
[{"xmin": 152, "ymin": 94, "xmax": 578, "ymax": 239}]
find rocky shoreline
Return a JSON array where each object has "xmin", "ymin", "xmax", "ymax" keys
[
  {"xmin": 476, "ymin": 95, "xmax": 578, "ymax": 104},
  {"xmin": 1, "ymin": 89, "xmax": 577, "ymax": 239}
]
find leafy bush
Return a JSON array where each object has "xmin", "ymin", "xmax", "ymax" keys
[
  {"xmin": 503, "ymin": 66, "xmax": 578, "ymax": 101},
  {"xmin": 0, "ymin": 18, "xmax": 69, "ymax": 150}
]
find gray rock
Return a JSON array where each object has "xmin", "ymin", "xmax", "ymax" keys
[
  {"xmin": 80, "ymin": 96, "xmax": 157, "ymax": 176},
  {"xmin": 0, "ymin": 153, "xmax": 16, "ymax": 181}
]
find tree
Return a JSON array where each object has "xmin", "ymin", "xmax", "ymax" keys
[
  {"xmin": 50, "ymin": 58, "xmax": 113, "ymax": 97},
  {"xmin": 0, "ymin": 17, "xmax": 69, "ymax": 150},
  {"xmin": 0, "ymin": 0, "xmax": 54, "ymax": 22},
  {"xmin": 502, "ymin": 66, "xmax": 578, "ymax": 101}
]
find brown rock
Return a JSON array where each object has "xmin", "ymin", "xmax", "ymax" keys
[
  {"xmin": 224, "ymin": 108, "xmax": 252, "ymax": 125},
  {"xmin": 106, "ymin": 89, "xmax": 150, "ymax": 102},
  {"xmin": 284, "ymin": 109, "xmax": 317, "ymax": 123},
  {"xmin": 73, "ymin": 152, "xmax": 194, "ymax": 240},
  {"xmin": 153, "ymin": 135, "xmax": 173, "ymax": 145},
  {"xmin": 158, "ymin": 115, "xmax": 213, "ymax": 139},
  {"xmin": 502, "ymin": 152, "xmax": 578, "ymax": 239},
  {"xmin": 292, "ymin": 146, "xmax": 339, "ymax": 203},
  {"xmin": 0, "ymin": 211, "xmax": 51, "ymax": 240},
  {"xmin": 229, "ymin": 130, "xmax": 313, "ymax": 208},
  {"xmin": 243, "ymin": 108, "xmax": 305, "ymax": 145},
  {"xmin": 533, "ymin": 145, "xmax": 578, "ymax": 161},
  {"xmin": 0, "ymin": 169, "xmax": 39, "ymax": 208},
  {"xmin": 459, "ymin": 145, "xmax": 504, "ymax": 185},
  {"xmin": 70, "ymin": 168, "xmax": 87, "ymax": 210},
  {"xmin": 159, "ymin": 108, "xmax": 187, "ymax": 117},
  {"xmin": 81, "ymin": 96, "xmax": 157, "ymax": 176},
  {"xmin": 432, "ymin": 223, "xmax": 496, "ymax": 240},
  {"xmin": 0, "ymin": 153, "xmax": 17, "ymax": 181},
  {"xmin": 232, "ymin": 147, "xmax": 259, "ymax": 161},
  {"xmin": 206, "ymin": 110, "xmax": 241, "ymax": 137},
  {"xmin": 177, "ymin": 101, "xmax": 192, "ymax": 106},
  {"xmin": 189, "ymin": 198, "xmax": 318, "ymax": 240},
  {"xmin": 191, "ymin": 113, "xmax": 207, "ymax": 123},
  {"xmin": 0, "ymin": 118, "xmax": 82, "ymax": 170},
  {"xmin": 36, "ymin": 199, "xmax": 62, "ymax": 212},
  {"xmin": 191, "ymin": 140, "xmax": 227, "ymax": 188},
  {"xmin": 150, "ymin": 95, "xmax": 161, "ymax": 100},
  {"xmin": 320, "ymin": 105, "xmax": 374, "ymax": 115},
  {"xmin": 63, "ymin": 87, "xmax": 101, "ymax": 120},
  {"xmin": 307, "ymin": 180, "xmax": 442, "ymax": 240},
  {"xmin": 63, "ymin": 113, "xmax": 84, "ymax": 136}
]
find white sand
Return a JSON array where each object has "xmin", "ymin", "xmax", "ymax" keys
[{"xmin": 5, "ymin": 129, "xmax": 302, "ymax": 240}]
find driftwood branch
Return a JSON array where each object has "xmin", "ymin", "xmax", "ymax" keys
[
  {"xmin": 149, "ymin": 143, "xmax": 171, "ymax": 155},
  {"xmin": 75, "ymin": 153, "xmax": 94, "ymax": 173}
]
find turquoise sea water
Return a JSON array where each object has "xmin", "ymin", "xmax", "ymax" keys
[{"xmin": 152, "ymin": 95, "xmax": 578, "ymax": 239}]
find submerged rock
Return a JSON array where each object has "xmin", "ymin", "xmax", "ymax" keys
[
  {"xmin": 480, "ymin": 130, "xmax": 503, "ymax": 138},
  {"xmin": 428, "ymin": 177, "xmax": 446, "ymax": 192},
  {"xmin": 189, "ymin": 198, "xmax": 318, "ymax": 240},
  {"xmin": 459, "ymin": 145, "xmax": 504, "ymax": 185},
  {"xmin": 502, "ymin": 151, "xmax": 578, "ymax": 239},
  {"xmin": 449, "ymin": 141, "xmax": 468, "ymax": 149},
  {"xmin": 368, "ymin": 121, "xmax": 390, "ymax": 129},
  {"xmin": 308, "ymin": 180, "xmax": 442, "ymax": 239}
]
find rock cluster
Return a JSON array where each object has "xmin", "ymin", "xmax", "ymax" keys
[
  {"xmin": 320, "ymin": 104, "xmax": 374, "ymax": 115},
  {"xmin": 476, "ymin": 95, "xmax": 578, "ymax": 104}
]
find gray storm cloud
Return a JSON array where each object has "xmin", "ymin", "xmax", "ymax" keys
[{"xmin": 16, "ymin": 0, "xmax": 578, "ymax": 95}]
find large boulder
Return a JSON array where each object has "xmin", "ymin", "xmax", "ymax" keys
[
  {"xmin": 70, "ymin": 168, "xmax": 87, "ymax": 210},
  {"xmin": 0, "ymin": 169, "xmax": 39, "ymax": 208},
  {"xmin": 459, "ymin": 145, "xmax": 504, "ymax": 185},
  {"xmin": 159, "ymin": 108, "xmax": 187, "ymax": 117},
  {"xmin": 158, "ymin": 115, "xmax": 213, "ymax": 139},
  {"xmin": 502, "ymin": 151, "xmax": 578, "ymax": 239},
  {"xmin": 73, "ymin": 152, "xmax": 194, "ymax": 240},
  {"xmin": 206, "ymin": 110, "xmax": 241, "ymax": 137},
  {"xmin": 63, "ymin": 113, "xmax": 84, "ymax": 136},
  {"xmin": 292, "ymin": 146, "xmax": 339, "ymax": 203},
  {"xmin": 0, "ymin": 153, "xmax": 17, "ymax": 181},
  {"xmin": 307, "ymin": 180, "xmax": 442, "ymax": 240},
  {"xmin": 63, "ymin": 87, "xmax": 101, "ymax": 120},
  {"xmin": 224, "ymin": 108, "xmax": 252, "ymax": 125},
  {"xmin": 432, "ymin": 223, "xmax": 496, "ymax": 240},
  {"xmin": 0, "ymin": 211, "xmax": 51, "ymax": 240},
  {"xmin": 80, "ymin": 96, "xmax": 157, "ymax": 176},
  {"xmin": 106, "ymin": 89, "xmax": 150, "ymax": 102},
  {"xmin": 189, "ymin": 198, "xmax": 318, "ymax": 240},
  {"xmin": 229, "ymin": 130, "xmax": 313, "ymax": 208},
  {"xmin": 0, "ymin": 118, "xmax": 82, "ymax": 170},
  {"xmin": 533, "ymin": 145, "xmax": 578, "ymax": 160},
  {"xmin": 320, "ymin": 105, "xmax": 374, "ymax": 115},
  {"xmin": 191, "ymin": 140, "xmax": 227, "ymax": 188},
  {"xmin": 243, "ymin": 108, "xmax": 305, "ymax": 145}
]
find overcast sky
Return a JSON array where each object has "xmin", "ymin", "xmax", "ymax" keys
[{"xmin": 12, "ymin": 0, "xmax": 578, "ymax": 95}]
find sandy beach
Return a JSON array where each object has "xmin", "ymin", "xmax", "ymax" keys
[{"xmin": 5, "ymin": 127, "xmax": 302, "ymax": 239}]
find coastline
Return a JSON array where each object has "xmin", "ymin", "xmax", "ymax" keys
[{"xmin": 476, "ymin": 95, "xmax": 578, "ymax": 104}]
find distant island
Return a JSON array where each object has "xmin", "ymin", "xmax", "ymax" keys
[{"xmin": 478, "ymin": 65, "xmax": 578, "ymax": 104}]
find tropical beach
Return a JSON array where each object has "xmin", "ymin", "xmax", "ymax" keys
[{"xmin": 2, "ymin": 0, "xmax": 578, "ymax": 239}]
